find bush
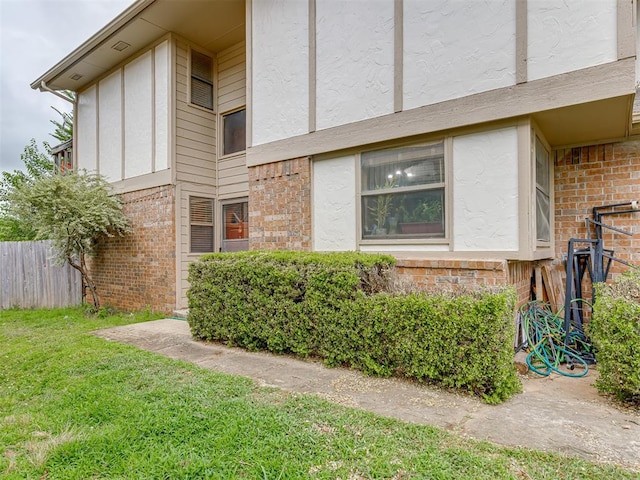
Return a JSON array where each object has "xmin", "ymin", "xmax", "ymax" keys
[
  {"xmin": 188, "ymin": 251, "xmax": 521, "ymax": 403},
  {"xmin": 590, "ymin": 270, "xmax": 640, "ymax": 404}
]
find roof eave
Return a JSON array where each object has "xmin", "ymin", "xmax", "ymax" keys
[{"xmin": 30, "ymin": 0, "xmax": 156, "ymax": 92}]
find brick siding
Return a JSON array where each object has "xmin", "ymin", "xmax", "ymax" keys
[
  {"xmin": 248, "ymin": 157, "xmax": 312, "ymax": 250},
  {"xmin": 554, "ymin": 140, "xmax": 640, "ymax": 279},
  {"xmin": 88, "ymin": 185, "xmax": 176, "ymax": 313}
]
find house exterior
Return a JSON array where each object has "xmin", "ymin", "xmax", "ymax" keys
[{"xmin": 32, "ymin": 0, "xmax": 640, "ymax": 313}]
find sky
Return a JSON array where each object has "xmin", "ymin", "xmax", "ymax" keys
[{"xmin": 0, "ymin": 0, "xmax": 132, "ymax": 174}]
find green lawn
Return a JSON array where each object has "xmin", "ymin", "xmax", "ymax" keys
[{"xmin": 0, "ymin": 308, "xmax": 635, "ymax": 479}]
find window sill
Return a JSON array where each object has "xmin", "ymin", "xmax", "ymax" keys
[
  {"xmin": 187, "ymin": 102, "xmax": 215, "ymax": 115},
  {"xmin": 218, "ymin": 150, "xmax": 247, "ymax": 161}
]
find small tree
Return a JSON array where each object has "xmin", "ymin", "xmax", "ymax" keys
[
  {"xmin": 0, "ymin": 139, "xmax": 56, "ymax": 241},
  {"xmin": 6, "ymin": 170, "xmax": 129, "ymax": 308}
]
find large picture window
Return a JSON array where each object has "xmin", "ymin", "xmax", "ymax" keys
[
  {"xmin": 361, "ymin": 142, "xmax": 445, "ymax": 239},
  {"xmin": 535, "ymin": 136, "xmax": 551, "ymax": 243}
]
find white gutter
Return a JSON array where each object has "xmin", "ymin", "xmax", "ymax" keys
[{"xmin": 39, "ymin": 81, "xmax": 75, "ymax": 104}]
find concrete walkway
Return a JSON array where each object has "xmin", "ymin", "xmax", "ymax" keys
[{"xmin": 93, "ymin": 319, "xmax": 640, "ymax": 470}]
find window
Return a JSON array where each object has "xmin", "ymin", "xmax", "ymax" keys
[
  {"xmin": 222, "ymin": 109, "xmax": 246, "ymax": 155},
  {"xmin": 190, "ymin": 196, "xmax": 214, "ymax": 252},
  {"xmin": 361, "ymin": 142, "xmax": 445, "ymax": 239},
  {"xmin": 535, "ymin": 136, "xmax": 551, "ymax": 243},
  {"xmin": 222, "ymin": 201, "xmax": 249, "ymax": 252},
  {"xmin": 190, "ymin": 50, "xmax": 213, "ymax": 110}
]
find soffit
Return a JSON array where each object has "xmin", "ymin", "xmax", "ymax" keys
[
  {"xmin": 533, "ymin": 96, "xmax": 632, "ymax": 148},
  {"xmin": 31, "ymin": 0, "xmax": 244, "ymax": 92}
]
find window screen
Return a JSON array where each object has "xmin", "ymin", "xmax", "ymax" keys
[
  {"xmin": 190, "ymin": 196, "xmax": 214, "ymax": 252},
  {"xmin": 191, "ymin": 50, "xmax": 213, "ymax": 110}
]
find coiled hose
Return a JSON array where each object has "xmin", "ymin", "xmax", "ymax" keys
[{"xmin": 519, "ymin": 301, "xmax": 592, "ymax": 378}]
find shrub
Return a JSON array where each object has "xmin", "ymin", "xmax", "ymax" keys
[
  {"xmin": 188, "ymin": 251, "xmax": 521, "ymax": 403},
  {"xmin": 590, "ymin": 270, "xmax": 640, "ymax": 404}
]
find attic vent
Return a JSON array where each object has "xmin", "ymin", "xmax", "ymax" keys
[
  {"xmin": 70, "ymin": 73, "xmax": 83, "ymax": 81},
  {"xmin": 111, "ymin": 41, "xmax": 130, "ymax": 52}
]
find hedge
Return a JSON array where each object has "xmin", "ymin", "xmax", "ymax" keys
[
  {"xmin": 188, "ymin": 251, "xmax": 521, "ymax": 403},
  {"xmin": 590, "ymin": 270, "xmax": 640, "ymax": 404}
]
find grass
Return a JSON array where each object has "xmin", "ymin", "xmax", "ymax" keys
[{"xmin": 0, "ymin": 308, "xmax": 636, "ymax": 479}]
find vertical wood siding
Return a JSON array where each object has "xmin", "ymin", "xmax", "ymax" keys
[{"xmin": 0, "ymin": 241, "xmax": 82, "ymax": 309}]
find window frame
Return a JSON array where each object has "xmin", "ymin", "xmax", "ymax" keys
[
  {"xmin": 189, "ymin": 196, "xmax": 215, "ymax": 254},
  {"xmin": 220, "ymin": 198, "xmax": 250, "ymax": 252},
  {"xmin": 188, "ymin": 47, "xmax": 215, "ymax": 112},
  {"xmin": 219, "ymin": 107, "xmax": 247, "ymax": 158},
  {"xmin": 533, "ymin": 133, "xmax": 553, "ymax": 248},
  {"xmin": 357, "ymin": 139, "xmax": 451, "ymax": 246}
]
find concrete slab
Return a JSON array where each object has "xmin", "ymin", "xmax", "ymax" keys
[{"xmin": 93, "ymin": 319, "xmax": 640, "ymax": 470}]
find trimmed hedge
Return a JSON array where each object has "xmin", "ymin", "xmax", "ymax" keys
[
  {"xmin": 590, "ymin": 270, "xmax": 640, "ymax": 404},
  {"xmin": 188, "ymin": 251, "xmax": 521, "ymax": 403}
]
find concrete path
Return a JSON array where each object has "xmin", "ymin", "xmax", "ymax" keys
[{"xmin": 93, "ymin": 319, "xmax": 640, "ymax": 470}]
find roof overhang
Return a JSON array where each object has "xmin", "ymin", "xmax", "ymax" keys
[
  {"xmin": 31, "ymin": 0, "xmax": 245, "ymax": 93},
  {"xmin": 533, "ymin": 95, "xmax": 634, "ymax": 148}
]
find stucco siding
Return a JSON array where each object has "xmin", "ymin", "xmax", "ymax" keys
[
  {"xmin": 98, "ymin": 71, "xmax": 123, "ymax": 182},
  {"xmin": 452, "ymin": 127, "xmax": 519, "ymax": 252},
  {"xmin": 527, "ymin": 0, "xmax": 617, "ymax": 81},
  {"xmin": 77, "ymin": 85, "xmax": 97, "ymax": 172},
  {"xmin": 316, "ymin": 0, "xmax": 394, "ymax": 130},
  {"xmin": 403, "ymin": 0, "xmax": 516, "ymax": 110},
  {"xmin": 252, "ymin": 0, "xmax": 309, "ymax": 146},
  {"xmin": 124, "ymin": 50, "xmax": 154, "ymax": 178},
  {"xmin": 312, "ymin": 155, "xmax": 357, "ymax": 251}
]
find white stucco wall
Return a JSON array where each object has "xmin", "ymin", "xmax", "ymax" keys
[
  {"xmin": 154, "ymin": 41, "xmax": 170, "ymax": 171},
  {"xmin": 98, "ymin": 71, "xmax": 123, "ymax": 182},
  {"xmin": 312, "ymin": 155, "xmax": 357, "ymax": 251},
  {"xmin": 252, "ymin": 0, "xmax": 309, "ymax": 146},
  {"xmin": 403, "ymin": 0, "xmax": 516, "ymax": 111},
  {"xmin": 316, "ymin": 0, "xmax": 394, "ymax": 130},
  {"xmin": 77, "ymin": 85, "xmax": 97, "ymax": 172},
  {"xmin": 124, "ymin": 51, "xmax": 153, "ymax": 179},
  {"xmin": 527, "ymin": 0, "xmax": 617, "ymax": 81},
  {"xmin": 452, "ymin": 127, "xmax": 519, "ymax": 251}
]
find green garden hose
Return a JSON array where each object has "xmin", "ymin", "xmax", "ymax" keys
[{"xmin": 520, "ymin": 301, "xmax": 592, "ymax": 378}]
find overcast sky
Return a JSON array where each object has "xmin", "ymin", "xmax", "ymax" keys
[{"xmin": 0, "ymin": 0, "xmax": 131, "ymax": 174}]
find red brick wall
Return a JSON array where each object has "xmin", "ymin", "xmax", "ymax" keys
[
  {"xmin": 248, "ymin": 157, "xmax": 312, "ymax": 250},
  {"xmin": 395, "ymin": 259, "xmax": 510, "ymax": 289},
  {"xmin": 554, "ymin": 140, "xmax": 640, "ymax": 279},
  {"xmin": 88, "ymin": 185, "xmax": 176, "ymax": 313}
]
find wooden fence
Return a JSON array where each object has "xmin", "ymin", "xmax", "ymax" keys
[{"xmin": 0, "ymin": 240, "xmax": 82, "ymax": 309}]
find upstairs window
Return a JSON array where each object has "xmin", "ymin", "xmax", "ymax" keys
[
  {"xmin": 190, "ymin": 196, "xmax": 214, "ymax": 253},
  {"xmin": 222, "ymin": 109, "xmax": 246, "ymax": 155},
  {"xmin": 361, "ymin": 142, "xmax": 445, "ymax": 239},
  {"xmin": 190, "ymin": 50, "xmax": 213, "ymax": 110}
]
